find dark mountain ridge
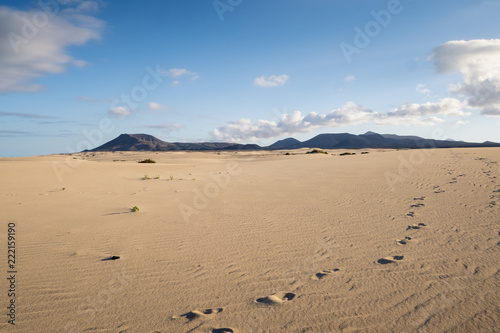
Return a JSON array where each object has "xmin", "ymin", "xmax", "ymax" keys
[{"xmin": 87, "ymin": 132, "xmax": 500, "ymax": 152}]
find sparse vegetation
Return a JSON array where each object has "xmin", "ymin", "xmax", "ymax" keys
[
  {"xmin": 62, "ymin": 187, "xmax": 66, "ymax": 191},
  {"xmin": 138, "ymin": 159, "xmax": 156, "ymax": 163},
  {"xmin": 154, "ymin": 175, "xmax": 160, "ymax": 179},
  {"xmin": 169, "ymin": 175, "xmax": 174, "ymax": 181},
  {"xmin": 144, "ymin": 174, "xmax": 151, "ymax": 180},
  {"xmin": 306, "ymin": 149, "xmax": 328, "ymax": 155},
  {"xmin": 361, "ymin": 151, "xmax": 369, "ymax": 154},
  {"xmin": 339, "ymin": 152, "xmax": 356, "ymax": 156},
  {"xmin": 132, "ymin": 206, "xmax": 139, "ymax": 212},
  {"xmin": 285, "ymin": 152, "xmax": 290, "ymax": 155}
]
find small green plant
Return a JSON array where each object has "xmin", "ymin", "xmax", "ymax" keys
[
  {"xmin": 361, "ymin": 151, "xmax": 369, "ymax": 154},
  {"xmin": 62, "ymin": 187, "xmax": 66, "ymax": 191},
  {"xmin": 154, "ymin": 175, "xmax": 160, "ymax": 179},
  {"xmin": 306, "ymin": 149, "xmax": 328, "ymax": 154},
  {"xmin": 138, "ymin": 159, "xmax": 156, "ymax": 163},
  {"xmin": 339, "ymin": 152, "xmax": 356, "ymax": 156},
  {"xmin": 132, "ymin": 206, "xmax": 139, "ymax": 212},
  {"xmin": 169, "ymin": 175, "xmax": 174, "ymax": 181},
  {"xmin": 144, "ymin": 174, "xmax": 150, "ymax": 180}
]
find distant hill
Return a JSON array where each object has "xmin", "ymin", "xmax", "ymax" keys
[
  {"xmin": 268, "ymin": 137, "xmax": 302, "ymax": 149},
  {"xmin": 87, "ymin": 132, "xmax": 500, "ymax": 152},
  {"xmin": 88, "ymin": 134, "xmax": 260, "ymax": 152}
]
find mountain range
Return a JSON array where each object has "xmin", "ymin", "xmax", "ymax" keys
[{"xmin": 88, "ymin": 132, "xmax": 500, "ymax": 152}]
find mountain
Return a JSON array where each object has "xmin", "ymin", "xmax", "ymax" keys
[
  {"xmin": 366, "ymin": 132, "xmax": 426, "ymax": 141},
  {"xmin": 88, "ymin": 134, "xmax": 259, "ymax": 152},
  {"xmin": 87, "ymin": 132, "xmax": 500, "ymax": 152},
  {"xmin": 267, "ymin": 137, "xmax": 302, "ymax": 149}
]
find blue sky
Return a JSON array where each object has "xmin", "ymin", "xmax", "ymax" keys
[{"xmin": 1, "ymin": 0, "xmax": 500, "ymax": 156}]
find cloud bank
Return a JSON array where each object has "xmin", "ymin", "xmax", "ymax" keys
[
  {"xmin": 211, "ymin": 99, "xmax": 463, "ymax": 142},
  {"xmin": 0, "ymin": 3, "xmax": 104, "ymax": 94},
  {"xmin": 430, "ymin": 39, "xmax": 500, "ymax": 115}
]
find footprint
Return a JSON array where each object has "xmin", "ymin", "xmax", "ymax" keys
[
  {"xmin": 396, "ymin": 236, "xmax": 412, "ymax": 245},
  {"xmin": 377, "ymin": 255, "xmax": 404, "ymax": 264},
  {"xmin": 407, "ymin": 212, "xmax": 415, "ymax": 217},
  {"xmin": 406, "ymin": 223, "xmax": 427, "ymax": 230},
  {"xmin": 256, "ymin": 292, "xmax": 296, "ymax": 305},
  {"xmin": 410, "ymin": 203, "xmax": 425, "ymax": 208},
  {"xmin": 178, "ymin": 308, "xmax": 223, "ymax": 321},
  {"xmin": 311, "ymin": 268, "xmax": 340, "ymax": 280},
  {"xmin": 212, "ymin": 328, "xmax": 238, "ymax": 333},
  {"xmin": 414, "ymin": 196, "xmax": 426, "ymax": 201}
]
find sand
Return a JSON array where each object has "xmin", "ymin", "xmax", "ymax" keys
[{"xmin": 0, "ymin": 148, "xmax": 498, "ymax": 332}]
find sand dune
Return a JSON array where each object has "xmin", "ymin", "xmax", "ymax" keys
[{"xmin": 0, "ymin": 148, "xmax": 498, "ymax": 332}]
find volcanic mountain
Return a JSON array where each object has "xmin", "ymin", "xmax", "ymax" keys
[
  {"xmin": 87, "ymin": 132, "xmax": 500, "ymax": 152},
  {"xmin": 88, "ymin": 134, "xmax": 260, "ymax": 151}
]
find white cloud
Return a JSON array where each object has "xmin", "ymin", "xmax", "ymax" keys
[
  {"xmin": 148, "ymin": 102, "xmax": 168, "ymax": 110},
  {"xmin": 145, "ymin": 123, "xmax": 184, "ymax": 133},
  {"xmin": 62, "ymin": 1, "xmax": 101, "ymax": 14},
  {"xmin": 0, "ymin": 5, "xmax": 104, "ymax": 94},
  {"xmin": 254, "ymin": 74, "xmax": 289, "ymax": 87},
  {"xmin": 157, "ymin": 68, "xmax": 199, "ymax": 86},
  {"xmin": 455, "ymin": 120, "xmax": 469, "ymax": 126},
  {"xmin": 430, "ymin": 39, "xmax": 500, "ymax": 116},
  {"xmin": 344, "ymin": 75, "xmax": 356, "ymax": 82},
  {"xmin": 386, "ymin": 98, "xmax": 469, "ymax": 118},
  {"xmin": 165, "ymin": 68, "xmax": 188, "ymax": 77},
  {"xmin": 108, "ymin": 107, "xmax": 132, "ymax": 117},
  {"xmin": 211, "ymin": 98, "xmax": 467, "ymax": 142},
  {"xmin": 416, "ymin": 83, "xmax": 430, "ymax": 95},
  {"xmin": 73, "ymin": 60, "xmax": 88, "ymax": 67},
  {"xmin": 161, "ymin": 68, "xmax": 199, "ymax": 79}
]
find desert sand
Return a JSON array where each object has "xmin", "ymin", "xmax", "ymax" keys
[{"xmin": 0, "ymin": 147, "xmax": 499, "ymax": 332}]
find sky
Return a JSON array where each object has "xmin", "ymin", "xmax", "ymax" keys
[{"xmin": 0, "ymin": 0, "xmax": 500, "ymax": 157}]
